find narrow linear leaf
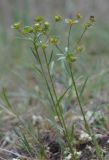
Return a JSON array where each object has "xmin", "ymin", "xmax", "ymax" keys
[
  {"xmin": 22, "ymin": 133, "xmax": 32, "ymax": 152},
  {"xmin": 30, "ymin": 47, "xmax": 39, "ymax": 62},
  {"xmin": 47, "ymin": 118, "xmax": 63, "ymax": 133},
  {"xmin": 80, "ymin": 77, "xmax": 88, "ymax": 97},
  {"xmin": 14, "ymin": 128, "xmax": 32, "ymax": 154},
  {"xmin": 64, "ymin": 61, "xmax": 70, "ymax": 75},
  {"xmin": 2, "ymin": 88, "xmax": 13, "ymax": 110},
  {"xmin": 56, "ymin": 85, "xmax": 72, "ymax": 107},
  {"xmin": 13, "ymin": 128, "xmax": 21, "ymax": 137},
  {"xmin": 57, "ymin": 57, "xmax": 65, "ymax": 61},
  {"xmin": 50, "ymin": 61, "xmax": 54, "ymax": 75},
  {"xmin": 48, "ymin": 50, "xmax": 54, "ymax": 66},
  {"xmin": 33, "ymin": 65, "xmax": 43, "ymax": 75}
]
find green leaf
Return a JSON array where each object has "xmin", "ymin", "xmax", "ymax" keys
[
  {"xmin": 31, "ymin": 47, "xmax": 40, "ymax": 63},
  {"xmin": 80, "ymin": 77, "xmax": 88, "ymax": 97},
  {"xmin": 2, "ymin": 88, "xmax": 13, "ymax": 110},
  {"xmin": 56, "ymin": 85, "xmax": 72, "ymax": 107},
  {"xmin": 48, "ymin": 50, "xmax": 54, "ymax": 66},
  {"xmin": 47, "ymin": 118, "xmax": 63, "ymax": 133},
  {"xmin": 33, "ymin": 65, "xmax": 42, "ymax": 75}
]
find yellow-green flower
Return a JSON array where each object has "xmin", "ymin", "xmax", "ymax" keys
[
  {"xmin": 76, "ymin": 12, "xmax": 83, "ymax": 19},
  {"xmin": 34, "ymin": 23, "xmax": 42, "ymax": 32},
  {"xmin": 41, "ymin": 43, "xmax": 48, "ymax": 49},
  {"xmin": 21, "ymin": 26, "xmax": 33, "ymax": 34},
  {"xmin": 65, "ymin": 19, "xmax": 79, "ymax": 26},
  {"xmin": 49, "ymin": 37, "xmax": 59, "ymax": 45},
  {"xmin": 11, "ymin": 22, "xmax": 21, "ymax": 29},
  {"xmin": 84, "ymin": 22, "xmax": 92, "ymax": 30},
  {"xmin": 66, "ymin": 53, "xmax": 77, "ymax": 62},
  {"xmin": 35, "ymin": 16, "xmax": 44, "ymax": 23},
  {"xmin": 54, "ymin": 15, "xmax": 62, "ymax": 22},
  {"xmin": 76, "ymin": 45, "xmax": 85, "ymax": 53},
  {"xmin": 84, "ymin": 16, "xmax": 95, "ymax": 30},
  {"xmin": 44, "ymin": 21, "xmax": 50, "ymax": 31}
]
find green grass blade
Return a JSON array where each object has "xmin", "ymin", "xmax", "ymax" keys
[{"xmin": 2, "ymin": 88, "xmax": 13, "ymax": 110}]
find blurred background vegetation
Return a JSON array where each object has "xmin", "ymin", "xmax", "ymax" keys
[{"xmin": 0, "ymin": 0, "xmax": 109, "ymax": 108}]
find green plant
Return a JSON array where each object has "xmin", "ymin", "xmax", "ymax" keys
[{"xmin": 4, "ymin": 13, "xmax": 104, "ymax": 159}]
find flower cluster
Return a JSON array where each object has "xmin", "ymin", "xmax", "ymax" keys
[
  {"xmin": 85, "ymin": 16, "xmax": 95, "ymax": 30},
  {"xmin": 11, "ymin": 14, "xmax": 95, "ymax": 62}
]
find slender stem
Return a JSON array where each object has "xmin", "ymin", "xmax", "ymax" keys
[
  {"xmin": 34, "ymin": 44, "xmax": 55, "ymax": 110},
  {"xmin": 76, "ymin": 29, "xmax": 86, "ymax": 46},
  {"xmin": 67, "ymin": 25, "xmax": 72, "ymax": 50},
  {"xmin": 43, "ymin": 49, "xmax": 68, "ymax": 132},
  {"xmin": 68, "ymin": 63, "xmax": 91, "ymax": 135},
  {"xmin": 42, "ymin": 48, "xmax": 77, "ymax": 159},
  {"xmin": 55, "ymin": 44, "xmax": 65, "ymax": 54},
  {"xmin": 33, "ymin": 44, "xmax": 75, "ymax": 156},
  {"xmin": 72, "ymin": 29, "xmax": 86, "ymax": 51},
  {"xmin": 33, "ymin": 42, "xmax": 66, "ymax": 130}
]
